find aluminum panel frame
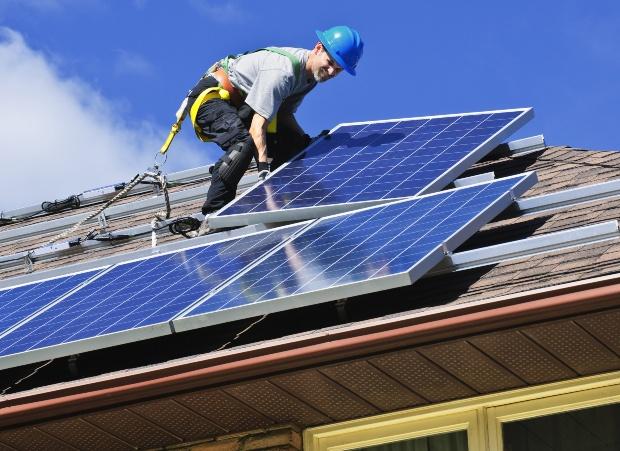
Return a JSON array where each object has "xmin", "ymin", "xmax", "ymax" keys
[
  {"xmin": 209, "ymin": 108, "xmax": 533, "ymax": 228},
  {"xmin": 0, "ymin": 223, "xmax": 311, "ymax": 371},
  {"xmin": 0, "ymin": 322, "xmax": 172, "ymax": 371},
  {"xmin": 174, "ymin": 173, "xmax": 537, "ymax": 333}
]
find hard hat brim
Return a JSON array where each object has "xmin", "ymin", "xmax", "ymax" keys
[{"xmin": 315, "ymin": 30, "xmax": 356, "ymax": 76}]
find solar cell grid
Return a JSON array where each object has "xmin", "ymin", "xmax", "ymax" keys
[
  {"xmin": 177, "ymin": 172, "xmax": 536, "ymax": 330},
  {"xmin": 211, "ymin": 108, "xmax": 532, "ymax": 227},
  {"xmin": 0, "ymin": 224, "xmax": 303, "ymax": 360},
  {"xmin": 0, "ymin": 270, "xmax": 101, "ymax": 336},
  {"xmin": 0, "ymin": 109, "xmax": 535, "ymax": 371}
]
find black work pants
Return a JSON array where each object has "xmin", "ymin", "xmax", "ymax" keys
[
  {"xmin": 198, "ymin": 98, "xmax": 251, "ymax": 214},
  {"xmin": 188, "ymin": 76, "xmax": 252, "ymax": 214}
]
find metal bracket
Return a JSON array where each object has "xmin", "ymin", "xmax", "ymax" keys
[{"xmin": 97, "ymin": 212, "xmax": 108, "ymax": 229}]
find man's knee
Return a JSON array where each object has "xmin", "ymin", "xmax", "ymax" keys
[{"xmin": 217, "ymin": 138, "xmax": 256, "ymax": 187}]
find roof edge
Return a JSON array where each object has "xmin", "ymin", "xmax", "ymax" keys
[{"xmin": 2, "ymin": 272, "xmax": 620, "ymax": 428}]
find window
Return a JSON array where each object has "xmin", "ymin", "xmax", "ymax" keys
[
  {"xmin": 356, "ymin": 430, "xmax": 468, "ymax": 451},
  {"xmin": 305, "ymin": 408, "xmax": 483, "ymax": 451},
  {"xmin": 487, "ymin": 376, "xmax": 620, "ymax": 451},
  {"xmin": 305, "ymin": 371, "xmax": 620, "ymax": 451},
  {"xmin": 502, "ymin": 403, "xmax": 620, "ymax": 451}
]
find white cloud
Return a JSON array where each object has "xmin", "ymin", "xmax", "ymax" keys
[
  {"xmin": 113, "ymin": 49, "xmax": 154, "ymax": 77},
  {"xmin": 187, "ymin": 0, "xmax": 248, "ymax": 24},
  {"xmin": 0, "ymin": 27, "xmax": 212, "ymax": 212}
]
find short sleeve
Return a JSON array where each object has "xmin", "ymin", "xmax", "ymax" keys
[{"xmin": 244, "ymin": 69, "xmax": 294, "ymax": 121}]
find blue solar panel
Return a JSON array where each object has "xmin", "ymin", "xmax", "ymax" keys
[
  {"xmin": 175, "ymin": 173, "xmax": 536, "ymax": 331},
  {"xmin": 0, "ymin": 224, "xmax": 303, "ymax": 363},
  {"xmin": 210, "ymin": 108, "xmax": 532, "ymax": 227},
  {"xmin": 0, "ymin": 270, "xmax": 102, "ymax": 336}
]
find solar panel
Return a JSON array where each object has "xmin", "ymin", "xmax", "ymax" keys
[
  {"xmin": 174, "ymin": 172, "xmax": 537, "ymax": 332},
  {"xmin": 209, "ymin": 108, "xmax": 533, "ymax": 228},
  {"xmin": 0, "ymin": 224, "xmax": 304, "ymax": 370},
  {"xmin": 0, "ymin": 270, "xmax": 104, "ymax": 336}
]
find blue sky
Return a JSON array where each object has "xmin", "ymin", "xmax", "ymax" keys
[{"xmin": 1, "ymin": 0, "xmax": 619, "ymax": 210}]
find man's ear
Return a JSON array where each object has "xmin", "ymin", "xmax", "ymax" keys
[{"xmin": 313, "ymin": 42, "xmax": 323, "ymax": 54}]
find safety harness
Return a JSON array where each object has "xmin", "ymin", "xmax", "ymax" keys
[{"xmin": 160, "ymin": 48, "xmax": 301, "ymax": 154}]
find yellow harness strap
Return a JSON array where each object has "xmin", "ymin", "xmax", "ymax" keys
[
  {"xmin": 160, "ymin": 83, "xmax": 278, "ymax": 154},
  {"xmin": 189, "ymin": 87, "xmax": 230, "ymax": 142},
  {"xmin": 160, "ymin": 122, "xmax": 180, "ymax": 154},
  {"xmin": 160, "ymin": 97, "xmax": 188, "ymax": 155},
  {"xmin": 189, "ymin": 87, "xmax": 278, "ymax": 140},
  {"xmin": 159, "ymin": 87, "xmax": 231, "ymax": 153}
]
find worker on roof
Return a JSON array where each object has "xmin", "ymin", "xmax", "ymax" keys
[{"xmin": 185, "ymin": 26, "xmax": 363, "ymax": 235}]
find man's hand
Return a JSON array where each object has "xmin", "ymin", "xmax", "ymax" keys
[
  {"xmin": 257, "ymin": 161, "xmax": 271, "ymax": 180},
  {"xmin": 300, "ymin": 133, "xmax": 312, "ymax": 148},
  {"xmin": 312, "ymin": 129, "xmax": 331, "ymax": 143}
]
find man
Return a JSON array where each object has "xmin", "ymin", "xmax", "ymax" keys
[{"xmin": 185, "ymin": 26, "xmax": 363, "ymax": 235}]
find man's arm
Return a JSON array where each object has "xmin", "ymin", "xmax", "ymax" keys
[{"xmin": 249, "ymin": 112, "xmax": 269, "ymax": 164}]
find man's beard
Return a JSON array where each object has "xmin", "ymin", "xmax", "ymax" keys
[{"xmin": 313, "ymin": 67, "xmax": 330, "ymax": 83}]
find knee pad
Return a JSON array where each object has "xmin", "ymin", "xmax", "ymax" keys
[{"xmin": 218, "ymin": 139, "xmax": 256, "ymax": 187}]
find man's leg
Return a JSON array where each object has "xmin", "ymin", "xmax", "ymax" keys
[
  {"xmin": 202, "ymin": 139, "xmax": 256, "ymax": 214},
  {"xmin": 193, "ymin": 99, "xmax": 255, "ymax": 215}
]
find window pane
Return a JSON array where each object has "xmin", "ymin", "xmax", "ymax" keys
[
  {"xmin": 354, "ymin": 430, "xmax": 468, "ymax": 451},
  {"xmin": 503, "ymin": 402, "xmax": 620, "ymax": 451}
]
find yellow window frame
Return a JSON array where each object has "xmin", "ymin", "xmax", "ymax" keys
[
  {"xmin": 487, "ymin": 376, "xmax": 620, "ymax": 450},
  {"xmin": 304, "ymin": 370, "xmax": 620, "ymax": 451},
  {"xmin": 305, "ymin": 406, "xmax": 484, "ymax": 451}
]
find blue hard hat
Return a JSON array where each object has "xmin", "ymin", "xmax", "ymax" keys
[{"xmin": 315, "ymin": 25, "xmax": 364, "ymax": 76}]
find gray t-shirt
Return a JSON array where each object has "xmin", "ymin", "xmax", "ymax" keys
[{"xmin": 226, "ymin": 47, "xmax": 316, "ymax": 121}]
